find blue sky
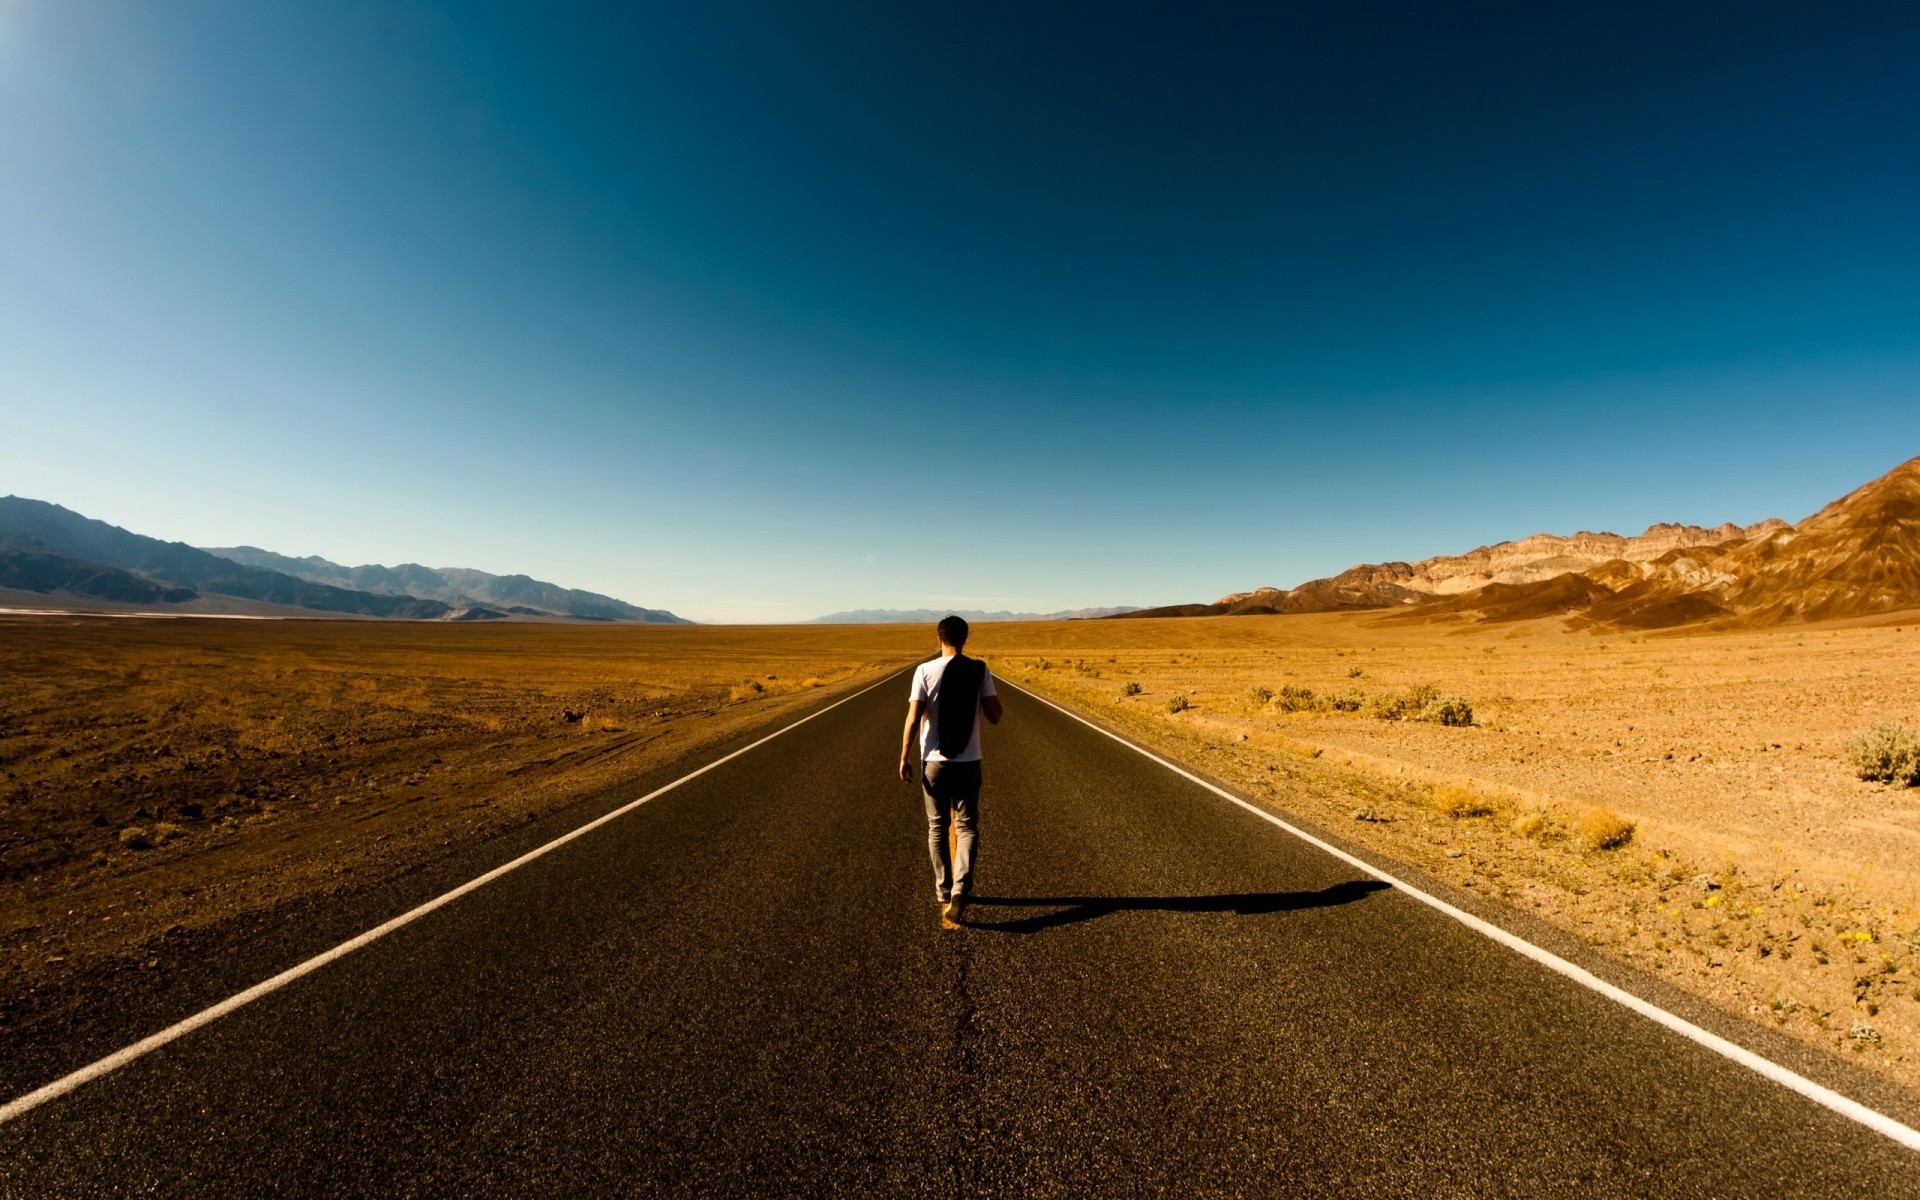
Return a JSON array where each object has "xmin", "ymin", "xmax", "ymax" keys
[{"xmin": 3, "ymin": 2, "xmax": 1917, "ymax": 622}]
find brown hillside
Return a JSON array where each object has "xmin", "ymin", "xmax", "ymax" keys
[
  {"xmin": 1705, "ymin": 455, "xmax": 1920, "ymax": 626},
  {"xmin": 1122, "ymin": 455, "xmax": 1918, "ymax": 630},
  {"xmin": 1385, "ymin": 572, "xmax": 1618, "ymax": 625},
  {"xmin": 1510, "ymin": 456, "xmax": 1920, "ymax": 630},
  {"xmin": 1158, "ymin": 520, "xmax": 1788, "ymax": 621}
]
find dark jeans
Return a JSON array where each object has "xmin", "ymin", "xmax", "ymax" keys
[{"xmin": 921, "ymin": 759, "xmax": 981, "ymax": 901}]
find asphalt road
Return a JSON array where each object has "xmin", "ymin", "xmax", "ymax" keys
[{"xmin": 2, "ymin": 671, "xmax": 1916, "ymax": 1197}]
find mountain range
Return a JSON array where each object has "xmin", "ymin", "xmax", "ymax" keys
[
  {"xmin": 807, "ymin": 606, "xmax": 1142, "ymax": 625},
  {"xmin": 1122, "ymin": 456, "xmax": 1920, "ymax": 630},
  {"xmin": 13, "ymin": 455, "xmax": 1914, "ymax": 631},
  {"xmin": 0, "ymin": 497, "xmax": 688, "ymax": 623},
  {"xmin": 205, "ymin": 545, "xmax": 686, "ymax": 623}
]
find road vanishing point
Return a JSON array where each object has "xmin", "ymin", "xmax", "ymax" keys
[{"xmin": 2, "ymin": 671, "xmax": 1917, "ymax": 1196}]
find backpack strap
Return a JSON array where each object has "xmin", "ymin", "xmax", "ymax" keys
[{"xmin": 934, "ymin": 655, "xmax": 986, "ymax": 757}]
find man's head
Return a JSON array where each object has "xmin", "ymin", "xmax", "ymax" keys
[{"xmin": 936, "ymin": 614, "xmax": 969, "ymax": 650}]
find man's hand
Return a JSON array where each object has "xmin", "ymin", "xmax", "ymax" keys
[{"xmin": 901, "ymin": 698, "xmax": 924, "ymax": 784}]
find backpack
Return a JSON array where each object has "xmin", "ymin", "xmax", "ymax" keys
[{"xmin": 934, "ymin": 655, "xmax": 987, "ymax": 757}]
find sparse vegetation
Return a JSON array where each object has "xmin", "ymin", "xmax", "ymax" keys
[
  {"xmin": 1364, "ymin": 692, "xmax": 1409, "ymax": 720},
  {"xmin": 987, "ymin": 613, "xmax": 1920, "ymax": 1090},
  {"xmin": 1165, "ymin": 694, "xmax": 1190, "ymax": 714},
  {"xmin": 1121, "ymin": 680, "xmax": 1142, "ymax": 696},
  {"xmin": 1247, "ymin": 685, "xmax": 1273, "ymax": 704},
  {"xmin": 1576, "ymin": 807, "xmax": 1636, "ymax": 850},
  {"xmin": 1431, "ymin": 784, "xmax": 1495, "ymax": 819},
  {"xmin": 0, "ymin": 617, "xmax": 926, "ymax": 1027},
  {"xmin": 1510, "ymin": 809, "xmax": 1548, "ymax": 839},
  {"xmin": 1275, "ymin": 685, "xmax": 1318, "ymax": 712},
  {"xmin": 1844, "ymin": 722, "xmax": 1920, "ymax": 785},
  {"xmin": 1365, "ymin": 684, "xmax": 1455, "ymax": 722},
  {"xmin": 1326, "ymin": 690, "xmax": 1364, "ymax": 713},
  {"xmin": 1417, "ymin": 695, "xmax": 1474, "ymax": 727}
]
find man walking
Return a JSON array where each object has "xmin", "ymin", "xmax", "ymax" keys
[{"xmin": 899, "ymin": 615, "xmax": 1004, "ymax": 928}]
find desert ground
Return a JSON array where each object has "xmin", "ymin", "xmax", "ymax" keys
[
  {"xmin": 0, "ymin": 616, "xmax": 930, "ymax": 1033},
  {"xmin": 972, "ymin": 610, "xmax": 1920, "ymax": 1090},
  {"xmin": 6, "ymin": 609, "xmax": 1918, "ymax": 1095}
]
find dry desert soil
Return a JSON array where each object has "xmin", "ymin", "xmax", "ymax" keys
[
  {"xmin": 5, "ymin": 610, "xmax": 1919, "ymax": 1098},
  {"xmin": 974, "ymin": 609, "xmax": 1920, "ymax": 1093},
  {"xmin": 0, "ymin": 616, "xmax": 929, "ymax": 1037}
]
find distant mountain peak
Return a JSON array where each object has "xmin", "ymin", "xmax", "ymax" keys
[
  {"xmin": 0, "ymin": 495, "xmax": 688, "ymax": 623},
  {"xmin": 203, "ymin": 547, "xmax": 689, "ymax": 623},
  {"xmin": 1122, "ymin": 454, "xmax": 1920, "ymax": 630}
]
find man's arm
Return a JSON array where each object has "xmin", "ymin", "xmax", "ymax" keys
[
  {"xmin": 899, "ymin": 699, "xmax": 924, "ymax": 782},
  {"xmin": 981, "ymin": 695, "xmax": 1004, "ymax": 725}
]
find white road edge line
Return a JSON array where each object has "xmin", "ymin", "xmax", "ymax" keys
[
  {"xmin": 0, "ymin": 671, "xmax": 907, "ymax": 1126},
  {"xmin": 1006, "ymin": 679, "xmax": 1920, "ymax": 1154}
]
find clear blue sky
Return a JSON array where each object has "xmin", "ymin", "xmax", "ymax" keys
[{"xmin": 3, "ymin": 2, "xmax": 1916, "ymax": 622}]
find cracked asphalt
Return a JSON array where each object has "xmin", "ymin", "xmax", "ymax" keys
[{"xmin": 1, "ymin": 673, "xmax": 1915, "ymax": 1196}]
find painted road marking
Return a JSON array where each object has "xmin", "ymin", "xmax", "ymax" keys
[
  {"xmin": 0, "ymin": 672, "xmax": 908, "ymax": 1126},
  {"xmin": 1006, "ymin": 680, "xmax": 1920, "ymax": 1155}
]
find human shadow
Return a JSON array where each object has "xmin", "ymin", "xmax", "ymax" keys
[{"xmin": 960, "ymin": 878, "xmax": 1391, "ymax": 935}]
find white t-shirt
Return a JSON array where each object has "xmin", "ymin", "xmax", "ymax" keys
[{"xmin": 909, "ymin": 654, "xmax": 998, "ymax": 763}]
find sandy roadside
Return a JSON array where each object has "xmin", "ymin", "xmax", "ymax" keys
[
  {"xmin": 0, "ymin": 617, "xmax": 929, "ymax": 1034},
  {"xmin": 975, "ymin": 611, "xmax": 1920, "ymax": 1093}
]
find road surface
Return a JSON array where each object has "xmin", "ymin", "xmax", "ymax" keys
[{"xmin": 2, "ymin": 671, "xmax": 1915, "ymax": 1196}]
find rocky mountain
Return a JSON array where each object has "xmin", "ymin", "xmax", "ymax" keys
[
  {"xmin": 0, "ymin": 498, "xmax": 453, "ymax": 618},
  {"xmin": 1123, "ymin": 456, "xmax": 1920, "ymax": 630},
  {"xmin": 1565, "ymin": 455, "xmax": 1920, "ymax": 629},
  {"xmin": 808, "ymin": 606, "xmax": 1141, "ymax": 624},
  {"xmin": 205, "ymin": 546, "xmax": 689, "ymax": 624},
  {"xmin": 0, "ymin": 535, "xmax": 200, "ymax": 605}
]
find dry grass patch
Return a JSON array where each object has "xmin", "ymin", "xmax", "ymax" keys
[
  {"xmin": 1430, "ymin": 783, "xmax": 1497, "ymax": 819},
  {"xmin": 1575, "ymin": 806, "xmax": 1636, "ymax": 851},
  {"xmin": 1510, "ymin": 809, "xmax": 1549, "ymax": 839}
]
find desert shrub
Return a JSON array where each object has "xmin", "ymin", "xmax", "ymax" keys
[
  {"xmin": 1417, "ymin": 696, "xmax": 1474, "ymax": 727},
  {"xmin": 1365, "ymin": 692, "xmax": 1409, "ymax": 721},
  {"xmin": 1326, "ymin": 690, "xmax": 1364, "ymax": 712},
  {"xmin": 727, "ymin": 681, "xmax": 765, "ymax": 703},
  {"xmin": 1511, "ymin": 810, "xmax": 1547, "ymax": 839},
  {"xmin": 119, "ymin": 827, "xmax": 152, "ymax": 850},
  {"xmin": 1036, "ymin": 659, "xmax": 1051, "ymax": 671},
  {"xmin": 1576, "ymin": 807, "xmax": 1635, "ymax": 850},
  {"xmin": 1405, "ymin": 683, "xmax": 1440, "ymax": 710},
  {"xmin": 1431, "ymin": 784, "xmax": 1495, "ymax": 819},
  {"xmin": 1247, "ymin": 686, "xmax": 1273, "ymax": 704},
  {"xmin": 152, "ymin": 821, "xmax": 184, "ymax": 844},
  {"xmin": 1121, "ymin": 681, "xmax": 1142, "ymax": 696},
  {"xmin": 1165, "ymin": 694, "xmax": 1190, "ymax": 714},
  {"xmin": 1275, "ymin": 685, "xmax": 1317, "ymax": 713},
  {"xmin": 1844, "ymin": 723, "xmax": 1920, "ymax": 785},
  {"xmin": 1348, "ymin": 666, "xmax": 1364, "ymax": 678}
]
